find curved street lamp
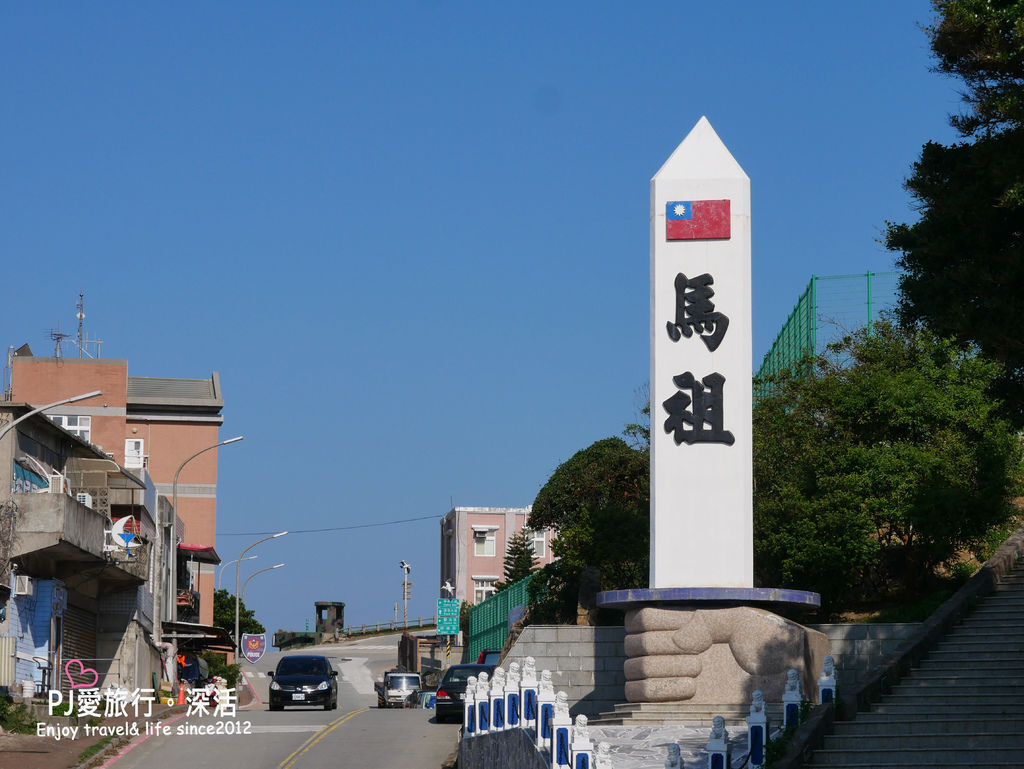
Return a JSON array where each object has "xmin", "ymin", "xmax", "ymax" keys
[
  {"xmin": 168, "ymin": 436, "xmax": 246, "ymax": 626},
  {"xmin": 219, "ymin": 555, "xmax": 257, "ymax": 590},
  {"xmin": 235, "ymin": 531, "xmax": 287, "ymax": 653},
  {"xmin": 241, "ymin": 563, "xmax": 285, "ymax": 605}
]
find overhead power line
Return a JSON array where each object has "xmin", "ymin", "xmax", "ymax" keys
[{"xmin": 218, "ymin": 513, "xmax": 441, "ymax": 537}]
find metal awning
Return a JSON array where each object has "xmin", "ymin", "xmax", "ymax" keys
[
  {"xmin": 162, "ymin": 621, "xmax": 235, "ymax": 652},
  {"xmin": 177, "ymin": 543, "xmax": 221, "ymax": 565}
]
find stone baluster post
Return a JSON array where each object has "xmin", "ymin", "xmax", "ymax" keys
[
  {"xmin": 506, "ymin": 661, "xmax": 522, "ymax": 729},
  {"xmin": 818, "ymin": 655, "xmax": 837, "ymax": 705},
  {"xmin": 475, "ymin": 672, "xmax": 491, "ymax": 734},
  {"xmin": 570, "ymin": 714, "xmax": 594, "ymax": 769},
  {"xmin": 705, "ymin": 715, "xmax": 730, "ymax": 769},
  {"xmin": 536, "ymin": 670, "xmax": 555, "ymax": 752},
  {"xmin": 521, "ymin": 656, "xmax": 539, "ymax": 735},
  {"xmin": 489, "ymin": 666, "xmax": 507, "ymax": 732},
  {"xmin": 463, "ymin": 675, "xmax": 478, "ymax": 737},
  {"xmin": 550, "ymin": 691, "xmax": 572, "ymax": 769},
  {"xmin": 782, "ymin": 668, "xmax": 802, "ymax": 729},
  {"xmin": 746, "ymin": 689, "xmax": 769, "ymax": 769}
]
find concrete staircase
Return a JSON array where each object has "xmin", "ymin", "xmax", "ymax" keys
[{"xmin": 807, "ymin": 560, "xmax": 1024, "ymax": 768}]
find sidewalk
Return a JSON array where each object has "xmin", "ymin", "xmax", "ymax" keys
[{"xmin": 0, "ymin": 700, "xmax": 187, "ymax": 769}]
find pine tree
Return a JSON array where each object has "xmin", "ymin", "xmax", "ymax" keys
[{"xmin": 496, "ymin": 527, "xmax": 537, "ymax": 591}]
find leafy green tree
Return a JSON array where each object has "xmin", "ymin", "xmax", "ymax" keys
[
  {"xmin": 496, "ymin": 527, "xmax": 537, "ymax": 591},
  {"xmin": 753, "ymin": 322, "xmax": 1022, "ymax": 607},
  {"xmin": 213, "ymin": 588, "xmax": 265, "ymax": 637},
  {"xmin": 887, "ymin": 0, "xmax": 1024, "ymax": 423},
  {"xmin": 528, "ymin": 437, "xmax": 649, "ymax": 623}
]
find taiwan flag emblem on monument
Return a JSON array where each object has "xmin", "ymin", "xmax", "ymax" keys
[{"xmin": 666, "ymin": 199, "xmax": 731, "ymax": 240}]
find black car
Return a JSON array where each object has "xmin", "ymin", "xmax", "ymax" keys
[
  {"xmin": 434, "ymin": 663, "xmax": 495, "ymax": 723},
  {"xmin": 268, "ymin": 654, "xmax": 338, "ymax": 711}
]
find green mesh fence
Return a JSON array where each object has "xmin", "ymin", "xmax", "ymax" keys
[
  {"xmin": 466, "ymin": 574, "xmax": 532, "ymax": 662},
  {"xmin": 755, "ymin": 271, "xmax": 899, "ymax": 399}
]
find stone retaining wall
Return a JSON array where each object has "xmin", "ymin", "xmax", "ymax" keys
[{"xmin": 502, "ymin": 625, "xmax": 626, "ymax": 717}]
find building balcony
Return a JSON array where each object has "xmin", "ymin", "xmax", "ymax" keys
[{"xmin": 11, "ymin": 492, "xmax": 150, "ymax": 591}]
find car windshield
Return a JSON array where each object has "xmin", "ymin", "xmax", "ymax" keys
[
  {"xmin": 388, "ymin": 675, "xmax": 419, "ymax": 689},
  {"xmin": 277, "ymin": 658, "xmax": 328, "ymax": 676}
]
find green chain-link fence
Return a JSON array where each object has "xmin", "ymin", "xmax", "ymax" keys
[
  {"xmin": 756, "ymin": 271, "xmax": 899, "ymax": 400},
  {"xmin": 465, "ymin": 574, "xmax": 532, "ymax": 662}
]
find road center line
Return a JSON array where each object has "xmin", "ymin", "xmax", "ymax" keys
[{"xmin": 277, "ymin": 708, "xmax": 368, "ymax": 769}]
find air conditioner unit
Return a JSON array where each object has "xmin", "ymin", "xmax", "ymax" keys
[
  {"xmin": 76, "ymin": 492, "xmax": 94, "ymax": 509},
  {"xmin": 48, "ymin": 474, "xmax": 65, "ymax": 494},
  {"xmin": 13, "ymin": 575, "xmax": 33, "ymax": 597}
]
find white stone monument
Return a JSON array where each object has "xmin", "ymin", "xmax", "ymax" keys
[
  {"xmin": 650, "ymin": 116, "xmax": 752, "ymax": 589},
  {"xmin": 489, "ymin": 666, "xmax": 506, "ymax": 732},
  {"xmin": 551, "ymin": 691, "xmax": 572, "ymax": 769},
  {"xmin": 598, "ymin": 118, "xmax": 827, "ymax": 706}
]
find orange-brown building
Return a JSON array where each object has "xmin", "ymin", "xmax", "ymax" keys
[{"xmin": 10, "ymin": 353, "xmax": 226, "ymax": 629}]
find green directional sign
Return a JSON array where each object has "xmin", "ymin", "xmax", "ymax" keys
[{"xmin": 437, "ymin": 598, "xmax": 460, "ymax": 634}]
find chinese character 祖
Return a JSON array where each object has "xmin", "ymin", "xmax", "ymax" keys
[
  {"xmin": 666, "ymin": 273, "xmax": 729, "ymax": 352},
  {"xmin": 662, "ymin": 372, "xmax": 735, "ymax": 445}
]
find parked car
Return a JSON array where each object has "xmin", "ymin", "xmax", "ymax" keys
[
  {"xmin": 405, "ymin": 689, "xmax": 436, "ymax": 709},
  {"xmin": 434, "ymin": 663, "xmax": 496, "ymax": 723},
  {"xmin": 375, "ymin": 670, "xmax": 422, "ymax": 709},
  {"xmin": 476, "ymin": 650, "xmax": 501, "ymax": 665},
  {"xmin": 268, "ymin": 654, "xmax": 338, "ymax": 711}
]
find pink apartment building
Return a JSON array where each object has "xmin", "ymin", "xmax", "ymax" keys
[{"xmin": 439, "ymin": 506, "xmax": 556, "ymax": 604}]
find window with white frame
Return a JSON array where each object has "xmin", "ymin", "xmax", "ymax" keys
[
  {"xmin": 124, "ymin": 439, "xmax": 145, "ymax": 469},
  {"xmin": 473, "ymin": 529, "xmax": 496, "ymax": 556},
  {"xmin": 50, "ymin": 415, "xmax": 91, "ymax": 442},
  {"xmin": 474, "ymin": 579, "xmax": 497, "ymax": 603},
  {"xmin": 530, "ymin": 529, "xmax": 546, "ymax": 558}
]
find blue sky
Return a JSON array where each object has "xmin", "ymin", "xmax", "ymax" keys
[{"xmin": 2, "ymin": 2, "xmax": 960, "ymax": 635}]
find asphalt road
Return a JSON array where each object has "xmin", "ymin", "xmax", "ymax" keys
[{"xmin": 104, "ymin": 634, "xmax": 461, "ymax": 769}]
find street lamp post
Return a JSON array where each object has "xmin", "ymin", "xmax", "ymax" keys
[
  {"xmin": 399, "ymin": 560, "xmax": 411, "ymax": 628},
  {"xmin": 168, "ymin": 435, "xmax": 244, "ymax": 624},
  {"xmin": 219, "ymin": 555, "xmax": 257, "ymax": 590},
  {"xmin": 241, "ymin": 563, "xmax": 285, "ymax": 605},
  {"xmin": 235, "ymin": 532, "xmax": 287, "ymax": 653}
]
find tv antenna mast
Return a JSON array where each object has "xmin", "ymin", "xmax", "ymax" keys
[{"xmin": 74, "ymin": 292, "xmax": 103, "ymax": 358}]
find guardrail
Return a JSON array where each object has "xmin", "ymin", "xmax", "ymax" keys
[{"xmin": 342, "ymin": 616, "xmax": 437, "ymax": 637}]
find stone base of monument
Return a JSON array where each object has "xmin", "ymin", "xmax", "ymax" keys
[{"xmin": 597, "ymin": 588, "xmax": 827, "ymax": 704}]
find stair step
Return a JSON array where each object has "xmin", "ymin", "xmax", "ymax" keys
[
  {"xmin": 810, "ymin": 748, "xmax": 1024, "ymax": 767},
  {"xmin": 824, "ymin": 733, "xmax": 1023, "ymax": 750},
  {"xmin": 831, "ymin": 717, "xmax": 1024, "ymax": 736},
  {"xmin": 867, "ymin": 702, "xmax": 1021, "ymax": 714}
]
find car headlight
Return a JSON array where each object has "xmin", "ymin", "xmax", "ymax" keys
[
  {"xmin": 316, "ymin": 680, "xmax": 329, "ymax": 691},
  {"xmin": 270, "ymin": 681, "xmax": 280, "ymax": 691}
]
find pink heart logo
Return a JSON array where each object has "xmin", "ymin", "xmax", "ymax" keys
[{"xmin": 65, "ymin": 659, "xmax": 99, "ymax": 689}]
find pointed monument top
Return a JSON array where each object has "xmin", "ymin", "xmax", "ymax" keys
[{"xmin": 652, "ymin": 116, "xmax": 748, "ymax": 182}]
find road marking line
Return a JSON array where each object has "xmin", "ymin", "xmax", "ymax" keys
[{"xmin": 278, "ymin": 708, "xmax": 368, "ymax": 769}]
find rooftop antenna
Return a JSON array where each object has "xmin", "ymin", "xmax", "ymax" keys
[
  {"xmin": 48, "ymin": 322, "xmax": 69, "ymax": 359},
  {"xmin": 74, "ymin": 292, "xmax": 103, "ymax": 358}
]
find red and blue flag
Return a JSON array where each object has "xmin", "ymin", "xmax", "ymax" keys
[{"xmin": 666, "ymin": 200, "xmax": 731, "ymax": 240}]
